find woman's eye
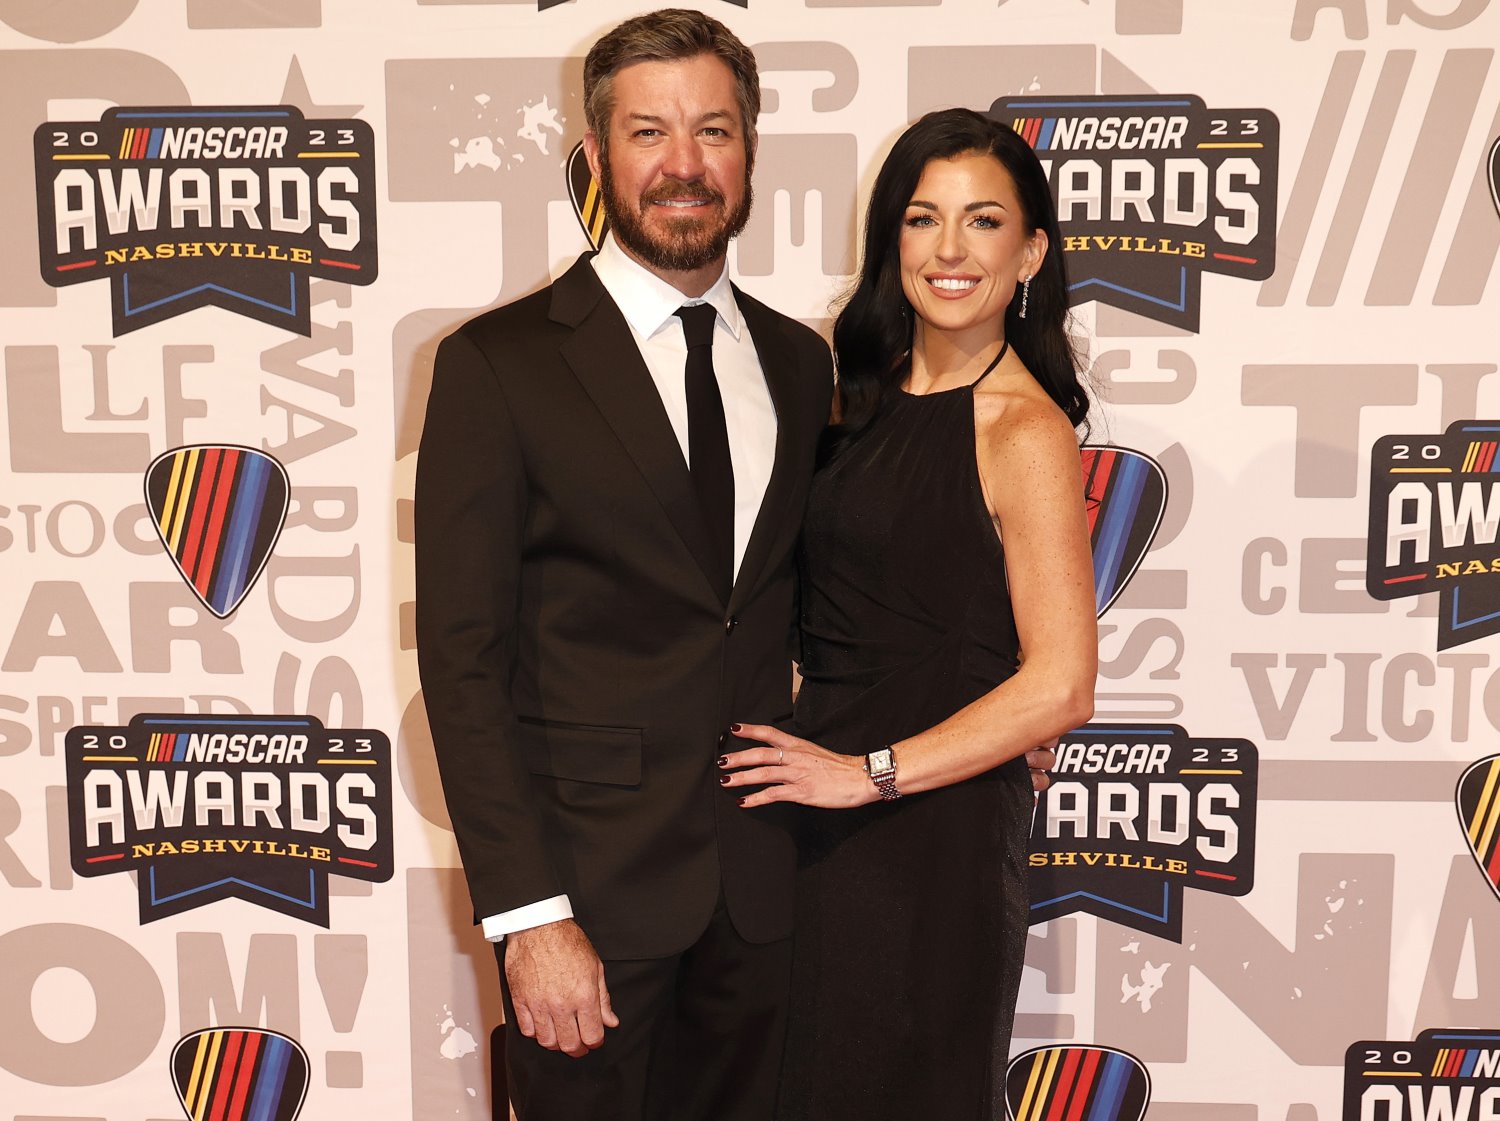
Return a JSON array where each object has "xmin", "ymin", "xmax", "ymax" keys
[{"xmin": 904, "ymin": 213, "xmax": 935, "ymax": 227}]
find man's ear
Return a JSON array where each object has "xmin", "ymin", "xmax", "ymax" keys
[{"xmin": 583, "ymin": 131, "xmax": 603, "ymax": 182}]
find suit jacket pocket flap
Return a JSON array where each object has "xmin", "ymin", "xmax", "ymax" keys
[{"xmin": 518, "ymin": 719, "xmax": 642, "ymax": 786}]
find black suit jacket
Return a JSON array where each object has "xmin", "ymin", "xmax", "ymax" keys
[{"xmin": 414, "ymin": 253, "xmax": 833, "ymax": 960}]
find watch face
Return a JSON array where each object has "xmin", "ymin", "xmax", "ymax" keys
[{"xmin": 869, "ymin": 749, "xmax": 894, "ymax": 774}]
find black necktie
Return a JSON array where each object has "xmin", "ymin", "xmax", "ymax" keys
[{"xmin": 675, "ymin": 303, "xmax": 735, "ymax": 600}]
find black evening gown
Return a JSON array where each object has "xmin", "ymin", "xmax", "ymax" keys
[{"xmin": 778, "ymin": 372, "xmax": 1033, "ymax": 1121}]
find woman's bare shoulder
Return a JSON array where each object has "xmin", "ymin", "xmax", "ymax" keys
[{"xmin": 973, "ymin": 369, "xmax": 1079, "ymax": 463}]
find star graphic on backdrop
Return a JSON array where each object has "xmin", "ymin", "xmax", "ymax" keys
[{"xmin": 280, "ymin": 56, "xmax": 363, "ymax": 118}]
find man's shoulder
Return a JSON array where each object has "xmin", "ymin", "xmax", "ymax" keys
[
  {"xmin": 448, "ymin": 254, "xmax": 601, "ymax": 351},
  {"xmin": 451, "ymin": 282, "xmax": 560, "ymax": 349}
]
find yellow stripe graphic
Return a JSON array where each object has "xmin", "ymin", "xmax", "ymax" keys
[
  {"xmin": 1463, "ymin": 443, "xmax": 1479, "ymax": 472},
  {"xmin": 1472, "ymin": 760, "xmax": 1500, "ymax": 861},
  {"xmin": 159, "ymin": 451, "xmax": 189, "ymax": 539},
  {"xmin": 1023, "ymin": 1047, "xmax": 1063, "ymax": 1121},
  {"xmin": 184, "ymin": 1030, "xmax": 212, "ymax": 1113},
  {"xmin": 117, "ymin": 129, "xmax": 131, "ymax": 159},
  {"xmin": 165, "ymin": 448, "xmax": 200, "ymax": 551},
  {"xmin": 193, "ymin": 1029, "xmax": 226, "ymax": 1118}
]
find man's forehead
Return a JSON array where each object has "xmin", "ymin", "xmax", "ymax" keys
[{"xmin": 609, "ymin": 55, "xmax": 741, "ymax": 117}]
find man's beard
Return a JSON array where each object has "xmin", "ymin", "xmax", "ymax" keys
[{"xmin": 600, "ymin": 156, "xmax": 753, "ymax": 273}]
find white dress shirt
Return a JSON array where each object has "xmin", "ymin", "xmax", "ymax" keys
[{"xmin": 482, "ymin": 235, "xmax": 779, "ymax": 942}]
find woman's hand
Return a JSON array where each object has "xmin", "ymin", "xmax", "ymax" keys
[{"xmin": 719, "ymin": 724, "xmax": 877, "ymax": 809}]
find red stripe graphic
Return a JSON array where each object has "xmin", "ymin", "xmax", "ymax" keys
[
  {"xmin": 1487, "ymin": 838, "xmax": 1500, "ymax": 882},
  {"xmin": 1045, "ymin": 1047, "xmax": 1084, "ymax": 1121},
  {"xmin": 1195, "ymin": 869, "xmax": 1237, "ymax": 880},
  {"xmin": 1447, "ymin": 1049, "xmax": 1464, "ymax": 1077},
  {"xmin": 1065, "ymin": 1049, "xmax": 1102, "ymax": 1121},
  {"xmin": 338, "ymin": 856, "xmax": 379, "ymax": 867},
  {"xmin": 208, "ymin": 1030, "xmax": 244, "ymax": 1121},
  {"xmin": 194, "ymin": 448, "xmax": 241, "ymax": 597},
  {"xmin": 132, "ymin": 128, "xmax": 149, "ymax": 160},
  {"xmin": 1482, "ymin": 443, "xmax": 1497, "ymax": 472},
  {"xmin": 226, "ymin": 1029, "xmax": 261, "ymax": 1119},
  {"xmin": 1028, "ymin": 118, "xmax": 1043, "ymax": 145},
  {"xmin": 86, "ymin": 852, "xmax": 125, "ymax": 862},
  {"xmin": 318, "ymin": 258, "xmax": 361, "ymax": 270},
  {"xmin": 56, "ymin": 260, "xmax": 97, "ymax": 271},
  {"xmin": 178, "ymin": 448, "xmax": 224, "ymax": 587},
  {"xmin": 1084, "ymin": 450, "xmax": 1118, "ymax": 537}
]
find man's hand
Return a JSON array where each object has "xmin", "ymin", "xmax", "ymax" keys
[
  {"xmin": 504, "ymin": 918, "xmax": 618, "ymax": 1058},
  {"xmin": 1025, "ymin": 739, "xmax": 1058, "ymax": 793}
]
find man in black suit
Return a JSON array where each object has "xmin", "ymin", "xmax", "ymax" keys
[
  {"xmin": 415, "ymin": 11, "xmax": 830, "ymax": 1119},
  {"xmin": 417, "ymin": 10, "xmax": 1054, "ymax": 1118}
]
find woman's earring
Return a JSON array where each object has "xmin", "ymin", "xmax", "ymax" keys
[{"xmin": 1019, "ymin": 275, "xmax": 1031, "ymax": 320}]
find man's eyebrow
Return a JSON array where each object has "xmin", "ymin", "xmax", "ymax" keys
[{"xmin": 622, "ymin": 110, "xmax": 737, "ymax": 127}]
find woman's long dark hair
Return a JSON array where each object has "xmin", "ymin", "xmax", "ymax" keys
[{"xmin": 830, "ymin": 108, "xmax": 1089, "ymax": 450}]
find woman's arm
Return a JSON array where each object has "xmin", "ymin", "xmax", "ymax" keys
[{"xmin": 721, "ymin": 392, "xmax": 1096, "ymax": 808}]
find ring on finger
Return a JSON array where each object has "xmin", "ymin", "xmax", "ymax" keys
[{"xmin": 777, "ymin": 746, "xmax": 785, "ymax": 766}]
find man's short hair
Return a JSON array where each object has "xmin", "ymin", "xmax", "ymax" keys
[{"xmin": 583, "ymin": 8, "xmax": 760, "ymax": 157}]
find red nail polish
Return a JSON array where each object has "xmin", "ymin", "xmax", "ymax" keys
[
  {"xmin": 716, "ymin": 756, "xmax": 728, "ymax": 767},
  {"xmin": 738, "ymin": 796, "xmax": 748, "ymax": 807},
  {"xmin": 719, "ymin": 775, "xmax": 731, "ymax": 785},
  {"xmin": 730, "ymin": 723, "xmax": 742, "ymax": 732}
]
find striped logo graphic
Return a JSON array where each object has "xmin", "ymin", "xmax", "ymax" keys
[
  {"xmin": 169, "ymin": 1028, "xmax": 309, "ymax": 1121},
  {"xmin": 566, "ymin": 141, "xmax": 608, "ymax": 251},
  {"xmin": 144, "ymin": 445, "xmax": 289, "ymax": 618},
  {"xmin": 1006, "ymin": 1045, "xmax": 1151, "ymax": 1121},
  {"xmin": 1083, "ymin": 446, "xmax": 1168, "ymax": 617},
  {"xmin": 1457, "ymin": 754, "xmax": 1500, "ymax": 904}
]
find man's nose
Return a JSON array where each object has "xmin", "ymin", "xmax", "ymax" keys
[{"xmin": 660, "ymin": 135, "xmax": 707, "ymax": 183}]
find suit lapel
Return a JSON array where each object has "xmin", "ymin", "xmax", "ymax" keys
[
  {"xmin": 552, "ymin": 256, "xmax": 726, "ymax": 603},
  {"xmin": 729, "ymin": 291, "xmax": 808, "ymax": 614}
]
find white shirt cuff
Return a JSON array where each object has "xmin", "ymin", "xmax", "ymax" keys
[{"xmin": 481, "ymin": 895, "xmax": 574, "ymax": 942}]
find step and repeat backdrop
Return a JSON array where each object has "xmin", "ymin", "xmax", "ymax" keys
[{"xmin": 2, "ymin": 1, "xmax": 1499, "ymax": 1118}]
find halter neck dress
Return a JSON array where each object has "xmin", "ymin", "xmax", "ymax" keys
[{"xmin": 778, "ymin": 357, "xmax": 1032, "ymax": 1120}]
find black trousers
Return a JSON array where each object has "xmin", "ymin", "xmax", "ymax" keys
[{"xmin": 495, "ymin": 898, "xmax": 793, "ymax": 1121}]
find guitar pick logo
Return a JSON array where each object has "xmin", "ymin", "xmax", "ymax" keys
[
  {"xmin": 144, "ymin": 445, "xmax": 289, "ymax": 618},
  {"xmin": 1083, "ymin": 446, "xmax": 1168, "ymax": 617},
  {"xmin": 566, "ymin": 141, "xmax": 609, "ymax": 250},
  {"xmin": 170, "ymin": 1028, "xmax": 309, "ymax": 1121},
  {"xmin": 1006, "ymin": 1045, "xmax": 1151, "ymax": 1121},
  {"xmin": 1456, "ymin": 754, "xmax": 1500, "ymax": 904}
]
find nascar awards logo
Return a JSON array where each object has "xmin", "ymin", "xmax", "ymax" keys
[
  {"xmin": 67, "ymin": 713, "xmax": 393, "ymax": 925},
  {"xmin": 1005, "ymin": 1045, "xmax": 1150, "ymax": 1121},
  {"xmin": 171, "ymin": 1028, "xmax": 309, "ymax": 1121},
  {"xmin": 1028, "ymin": 724, "xmax": 1257, "ymax": 941},
  {"xmin": 145, "ymin": 445, "xmax": 290, "ymax": 619},
  {"xmin": 36, "ymin": 105, "xmax": 377, "ymax": 336},
  {"xmin": 1367, "ymin": 420, "xmax": 1500, "ymax": 650},
  {"xmin": 1343, "ymin": 1029, "xmax": 1500, "ymax": 1120},
  {"xmin": 989, "ymin": 94, "xmax": 1278, "ymax": 331}
]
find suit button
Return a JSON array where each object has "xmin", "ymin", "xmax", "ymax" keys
[{"xmin": 724, "ymin": 616, "xmax": 738, "ymax": 634}]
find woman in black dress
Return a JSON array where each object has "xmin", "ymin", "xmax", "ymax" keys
[{"xmin": 721, "ymin": 109, "xmax": 1098, "ymax": 1119}]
